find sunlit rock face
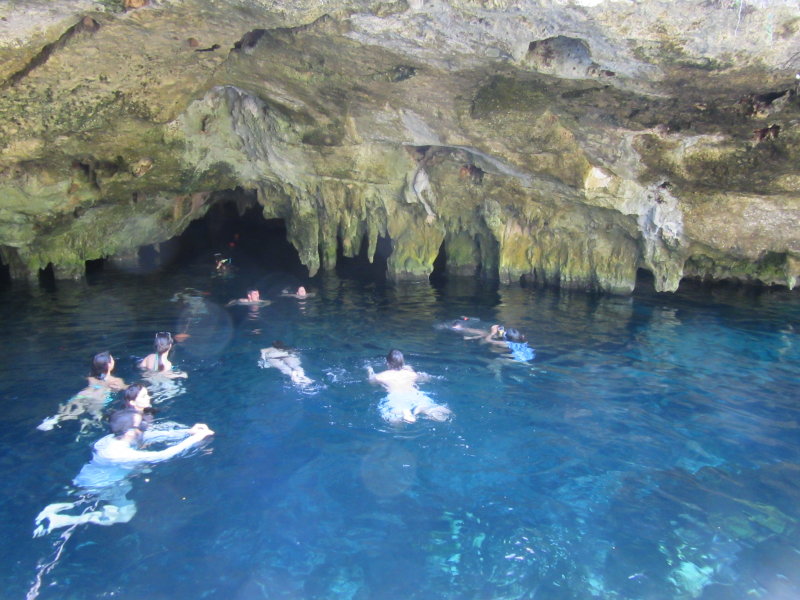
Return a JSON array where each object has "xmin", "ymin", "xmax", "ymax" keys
[{"xmin": 1, "ymin": 0, "xmax": 799, "ymax": 292}]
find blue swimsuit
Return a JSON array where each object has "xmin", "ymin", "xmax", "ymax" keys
[{"xmin": 506, "ymin": 341, "xmax": 535, "ymax": 362}]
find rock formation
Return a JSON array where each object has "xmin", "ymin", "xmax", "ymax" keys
[{"xmin": 1, "ymin": 0, "xmax": 799, "ymax": 292}]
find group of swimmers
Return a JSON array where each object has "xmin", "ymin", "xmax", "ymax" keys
[
  {"xmin": 34, "ymin": 333, "xmax": 214, "ymax": 537},
  {"xmin": 33, "ymin": 288, "xmax": 535, "ymax": 536}
]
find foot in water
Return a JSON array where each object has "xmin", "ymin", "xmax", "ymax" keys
[{"xmin": 33, "ymin": 502, "xmax": 136, "ymax": 537}]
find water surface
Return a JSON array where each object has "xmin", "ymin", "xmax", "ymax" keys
[{"xmin": 1, "ymin": 264, "xmax": 798, "ymax": 599}]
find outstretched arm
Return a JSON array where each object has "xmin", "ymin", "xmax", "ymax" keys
[{"xmin": 107, "ymin": 425, "xmax": 214, "ymax": 464}]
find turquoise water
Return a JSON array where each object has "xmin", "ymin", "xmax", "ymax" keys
[{"xmin": 1, "ymin": 262, "xmax": 798, "ymax": 599}]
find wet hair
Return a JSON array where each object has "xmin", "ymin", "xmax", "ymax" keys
[
  {"xmin": 272, "ymin": 340, "xmax": 297, "ymax": 353},
  {"xmin": 91, "ymin": 351, "xmax": 113, "ymax": 379},
  {"xmin": 123, "ymin": 383, "xmax": 146, "ymax": 408},
  {"xmin": 504, "ymin": 328, "xmax": 526, "ymax": 343},
  {"xmin": 386, "ymin": 349, "xmax": 404, "ymax": 370},
  {"xmin": 109, "ymin": 409, "xmax": 141, "ymax": 437},
  {"xmin": 153, "ymin": 332, "xmax": 173, "ymax": 370}
]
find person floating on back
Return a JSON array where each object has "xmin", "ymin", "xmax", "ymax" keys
[{"xmin": 367, "ymin": 349, "xmax": 451, "ymax": 424}]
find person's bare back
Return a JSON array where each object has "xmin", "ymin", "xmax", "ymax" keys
[{"xmin": 367, "ymin": 350, "xmax": 450, "ymax": 424}]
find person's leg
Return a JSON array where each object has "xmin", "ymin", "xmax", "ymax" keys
[
  {"xmin": 419, "ymin": 404, "xmax": 452, "ymax": 421},
  {"xmin": 379, "ymin": 397, "xmax": 415, "ymax": 424}
]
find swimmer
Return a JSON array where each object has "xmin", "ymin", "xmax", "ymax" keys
[
  {"xmin": 86, "ymin": 351, "xmax": 127, "ymax": 391},
  {"xmin": 33, "ymin": 410, "xmax": 214, "ymax": 537},
  {"xmin": 214, "ymin": 253, "xmax": 232, "ymax": 273},
  {"xmin": 226, "ymin": 288, "xmax": 271, "ymax": 307},
  {"xmin": 118, "ymin": 383, "xmax": 156, "ymax": 429},
  {"xmin": 367, "ymin": 349, "xmax": 451, "ymax": 424},
  {"xmin": 37, "ymin": 351, "xmax": 126, "ymax": 432},
  {"xmin": 139, "ymin": 332, "xmax": 188, "ymax": 379},
  {"xmin": 447, "ymin": 316, "xmax": 489, "ymax": 339},
  {"xmin": 281, "ymin": 286, "xmax": 316, "ymax": 299},
  {"xmin": 484, "ymin": 325, "xmax": 535, "ymax": 362},
  {"xmin": 259, "ymin": 341, "xmax": 313, "ymax": 386}
]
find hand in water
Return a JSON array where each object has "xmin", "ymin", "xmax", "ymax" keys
[
  {"xmin": 37, "ymin": 416, "xmax": 59, "ymax": 431},
  {"xmin": 189, "ymin": 423, "xmax": 215, "ymax": 437}
]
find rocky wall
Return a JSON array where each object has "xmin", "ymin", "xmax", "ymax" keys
[{"xmin": 1, "ymin": 0, "xmax": 799, "ymax": 292}]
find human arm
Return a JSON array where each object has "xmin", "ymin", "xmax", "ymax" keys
[
  {"xmin": 483, "ymin": 325, "xmax": 508, "ymax": 347},
  {"xmin": 366, "ymin": 365, "xmax": 379, "ymax": 383},
  {"xmin": 141, "ymin": 424, "xmax": 199, "ymax": 443},
  {"xmin": 413, "ymin": 369, "xmax": 432, "ymax": 383},
  {"xmin": 98, "ymin": 425, "xmax": 214, "ymax": 464}
]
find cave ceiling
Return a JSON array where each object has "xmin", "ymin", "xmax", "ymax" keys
[{"xmin": 1, "ymin": 0, "xmax": 799, "ymax": 292}]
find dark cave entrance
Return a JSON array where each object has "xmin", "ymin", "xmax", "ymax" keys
[
  {"xmin": 430, "ymin": 240, "xmax": 447, "ymax": 283},
  {"xmin": 335, "ymin": 233, "xmax": 391, "ymax": 281},
  {"xmin": 633, "ymin": 268, "xmax": 656, "ymax": 294},
  {"xmin": 105, "ymin": 189, "xmax": 309, "ymax": 278}
]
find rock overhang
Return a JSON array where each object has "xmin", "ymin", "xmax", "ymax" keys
[{"xmin": 0, "ymin": 0, "xmax": 798, "ymax": 292}]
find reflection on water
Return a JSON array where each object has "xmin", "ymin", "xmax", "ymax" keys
[{"xmin": 0, "ymin": 266, "xmax": 798, "ymax": 599}]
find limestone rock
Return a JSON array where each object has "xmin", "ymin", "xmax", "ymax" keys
[{"xmin": 0, "ymin": 0, "xmax": 798, "ymax": 292}]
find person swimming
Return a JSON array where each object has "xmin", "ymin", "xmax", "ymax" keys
[
  {"xmin": 259, "ymin": 341, "xmax": 313, "ymax": 386},
  {"xmin": 87, "ymin": 351, "xmax": 127, "ymax": 391},
  {"xmin": 226, "ymin": 288, "xmax": 271, "ymax": 307},
  {"xmin": 117, "ymin": 383, "xmax": 156, "ymax": 430},
  {"xmin": 367, "ymin": 349, "xmax": 451, "ymax": 424},
  {"xmin": 281, "ymin": 286, "xmax": 315, "ymax": 299},
  {"xmin": 484, "ymin": 325, "xmax": 535, "ymax": 362},
  {"xmin": 139, "ymin": 332, "xmax": 188, "ymax": 379},
  {"xmin": 33, "ymin": 410, "xmax": 214, "ymax": 537},
  {"xmin": 37, "ymin": 351, "xmax": 127, "ymax": 432},
  {"xmin": 446, "ymin": 316, "xmax": 489, "ymax": 339}
]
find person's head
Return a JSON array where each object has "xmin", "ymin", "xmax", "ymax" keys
[
  {"xmin": 154, "ymin": 332, "xmax": 173, "ymax": 355},
  {"xmin": 246, "ymin": 289, "xmax": 260, "ymax": 302},
  {"xmin": 504, "ymin": 327, "xmax": 526, "ymax": 343},
  {"xmin": 386, "ymin": 349, "xmax": 404, "ymax": 370},
  {"xmin": 109, "ymin": 409, "xmax": 144, "ymax": 443},
  {"xmin": 123, "ymin": 383, "xmax": 151, "ymax": 411},
  {"xmin": 296, "ymin": 286, "xmax": 307, "ymax": 297},
  {"xmin": 272, "ymin": 340, "xmax": 294, "ymax": 352},
  {"xmin": 91, "ymin": 351, "xmax": 114, "ymax": 379}
]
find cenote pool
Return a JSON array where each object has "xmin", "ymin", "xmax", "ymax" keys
[{"xmin": 0, "ymin": 261, "xmax": 798, "ymax": 600}]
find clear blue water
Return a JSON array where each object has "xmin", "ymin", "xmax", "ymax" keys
[{"xmin": 1, "ymin": 262, "xmax": 798, "ymax": 600}]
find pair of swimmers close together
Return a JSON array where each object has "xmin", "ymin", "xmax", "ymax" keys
[
  {"xmin": 450, "ymin": 318, "xmax": 536, "ymax": 362},
  {"xmin": 226, "ymin": 286, "xmax": 314, "ymax": 307}
]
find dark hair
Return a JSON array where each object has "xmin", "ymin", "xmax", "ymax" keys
[
  {"xmin": 91, "ymin": 351, "xmax": 112, "ymax": 379},
  {"xmin": 504, "ymin": 328, "xmax": 526, "ymax": 343},
  {"xmin": 386, "ymin": 349, "xmax": 404, "ymax": 370},
  {"xmin": 123, "ymin": 383, "xmax": 146, "ymax": 408},
  {"xmin": 109, "ymin": 409, "xmax": 140, "ymax": 437},
  {"xmin": 153, "ymin": 332, "xmax": 173, "ymax": 370}
]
